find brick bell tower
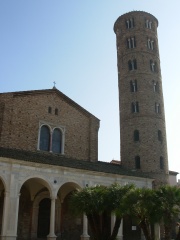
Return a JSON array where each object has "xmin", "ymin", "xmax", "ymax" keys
[{"xmin": 114, "ymin": 11, "xmax": 169, "ymax": 185}]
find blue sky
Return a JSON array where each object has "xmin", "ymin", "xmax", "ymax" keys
[{"xmin": 1, "ymin": 1, "xmax": 180, "ymax": 177}]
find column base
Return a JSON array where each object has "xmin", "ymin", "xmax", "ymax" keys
[
  {"xmin": 81, "ymin": 234, "xmax": 90, "ymax": 240},
  {"xmin": 47, "ymin": 234, "xmax": 57, "ymax": 240},
  {"xmin": 0, "ymin": 236, "xmax": 17, "ymax": 240},
  {"xmin": 116, "ymin": 236, "xmax": 123, "ymax": 240}
]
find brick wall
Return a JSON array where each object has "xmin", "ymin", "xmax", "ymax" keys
[
  {"xmin": 0, "ymin": 89, "xmax": 99, "ymax": 162},
  {"xmin": 114, "ymin": 11, "xmax": 169, "ymax": 184}
]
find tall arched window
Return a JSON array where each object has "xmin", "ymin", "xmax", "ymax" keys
[
  {"xmin": 55, "ymin": 108, "xmax": 58, "ymax": 115},
  {"xmin": 130, "ymin": 80, "xmax": 137, "ymax": 92},
  {"xmin": 153, "ymin": 81, "xmax": 159, "ymax": 93},
  {"xmin": 127, "ymin": 37, "xmax": 136, "ymax": 49},
  {"xmin": 145, "ymin": 19, "xmax": 152, "ymax": 29},
  {"xmin": 126, "ymin": 18, "xmax": 134, "ymax": 29},
  {"xmin": 155, "ymin": 103, "xmax": 161, "ymax": 113},
  {"xmin": 128, "ymin": 59, "xmax": 137, "ymax": 70},
  {"xmin": 150, "ymin": 60, "xmax": 157, "ymax": 72},
  {"xmin": 135, "ymin": 156, "xmax": 141, "ymax": 169},
  {"xmin": 158, "ymin": 130, "xmax": 162, "ymax": 142},
  {"xmin": 131, "ymin": 102, "xmax": 139, "ymax": 113},
  {"xmin": 160, "ymin": 156, "xmax": 164, "ymax": 169},
  {"xmin": 134, "ymin": 130, "xmax": 139, "ymax": 141},
  {"xmin": 39, "ymin": 125, "xmax": 50, "ymax": 151},
  {"xmin": 48, "ymin": 107, "xmax": 52, "ymax": 114},
  {"xmin": 52, "ymin": 128, "xmax": 62, "ymax": 153}
]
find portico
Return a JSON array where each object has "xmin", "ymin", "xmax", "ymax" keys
[{"xmin": 0, "ymin": 148, "xmax": 153, "ymax": 240}]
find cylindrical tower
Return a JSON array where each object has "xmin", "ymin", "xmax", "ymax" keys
[{"xmin": 114, "ymin": 11, "xmax": 169, "ymax": 184}]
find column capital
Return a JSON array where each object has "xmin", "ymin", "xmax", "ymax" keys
[
  {"xmin": 4, "ymin": 191, "xmax": 10, "ymax": 197},
  {"xmin": 50, "ymin": 196, "xmax": 57, "ymax": 201}
]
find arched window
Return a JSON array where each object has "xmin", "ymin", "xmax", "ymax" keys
[
  {"xmin": 131, "ymin": 102, "xmax": 139, "ymax": 113},
  {"xmin": 145, "ymin": 19, "xmax": 152, "ymax": 29},
  {"xmin": 55, "ymin": 108, "xmax": 58, "ymax": 115},
  {"xmin": 160, "ymin": 156, "xmax": 164, "ymax": 169},
  {"xmin": 126, "ymin": 18, "xmax": 134, "ymax": 29},
  {"xmin": 130, "ymin": 80, "xmax": 137, "ymax": 92},
  {"xmin": 134, "ymin": 130, "xmax": 139, "ymax": 141},
  {"xmin": 147, "ymin": 39, "xmax": 154, "ymax": 50},
  {"xmin": 52, "ymin": 128, "xmax": 62, "ymax": 153},
  {"xmin": 158, "ymin": 130, "xmax": 162, "ymax": 142},
  {"xmin": 155, "ymin": 103, "xmax": 161, "ymax": 113},
  {"xmin": 39, "ymin": 125, "xmax": 50, "ymax": 151},
  {"xmin": 150, "ymin": 60, "xmax": 157, "ymax": 72},
  {"xmin": 134, "ymin": 59, "xmax": 137, "ymax": 69},
  {"xmin": 48, "ymin": 107, "xmax": 52, "ymax": 114},
  {"xmin": 127, "ymin": 37, "xmax": 136, "ymax": 49},
  {"xmin": 153, "ymin": 81, "xmax": 159, "ymax": 93},
  {"xmin": 128, "ymin": 59, "xmax": 137, "ymax": 71},
  {"xmin": 135, "ymin": 156, "xmax": 141, "ymax": 169},
  {"xmin": 128, "ymin": 60, "xmax": 133, "ymax": 70}
]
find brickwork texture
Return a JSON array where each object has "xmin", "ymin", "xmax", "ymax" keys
[{"xmin": 114, "ymin": 11, "xmax": 169, "ymax": 184}]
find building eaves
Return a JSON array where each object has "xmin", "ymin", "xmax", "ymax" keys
[
  {"xmin": 169, "ymin": 170, "xmax": 179, "ymax": 176},
  {"xmin": 0, "ymin": 147, "xmax": 151, "ymax": 179}
]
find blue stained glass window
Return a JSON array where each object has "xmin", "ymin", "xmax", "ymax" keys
[
  {"xmin": 52, "ymin": 128, "xmax": 62, "ymax": 153},
  {"xmin": 40, "ymin": 125, "xmax": 50, "ymax": 151}
]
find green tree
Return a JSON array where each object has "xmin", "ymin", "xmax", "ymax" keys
[
  {"xmin": 123, "ymin": 186, "xmax": 180, "ymax": 240},
  {"xmin": 155, "ymin": 185, "xmax": 180, "ymax": 240},
  {"xmin": 122, "ymin": 187, "xmax": 160, "ymax": 240},
  {"xmin": 70, "ymin": 183, "xmax": 134, "ymax": 240}
]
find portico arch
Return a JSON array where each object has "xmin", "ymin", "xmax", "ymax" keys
[
  {"xmin": 17, "ymin": 177, "xmax": 52, "ymax": 240},
  {"xmin": 58, "ymin": 181, "xmax": 82, "ymax": 202},
  {"xmin": 31, "ymin": 191, "xmax": 51, "ymax": 239},
  {"xmin": 18, "ymin": 176, "xmax": 53, "ymax": 199},
  {"xmin": 57, "ymin": 182, "xmax": 82, "ymax": 240}
]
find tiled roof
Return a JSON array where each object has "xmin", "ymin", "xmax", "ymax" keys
[
  {"xmin": 169, "ymin": 170, "xmax": 179, "ymax": 175},
  {"xmin": 0, "ymin": 147, "xmax": 151, "ymax": 179}
]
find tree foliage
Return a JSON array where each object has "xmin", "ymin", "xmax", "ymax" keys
[
  {"xmin": 155, "ymin": 185, "xmax": 180, "ymax": 240},
  {"xmin": 70, "ymin": 183, "xmax": 134, "ymax": 240},
  {"xmin": 123, "ymin": 187, "xmax": 159, "ymax": 240},
  {"xmin": 70, "ymin": 184, "xmax": 180, "ymax": 240}
]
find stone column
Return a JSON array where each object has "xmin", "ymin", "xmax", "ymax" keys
[
  {"xmin": 55, "ymin": 199, "xmax": 61, "ymax": 237},
  {"xmin": 49, "ymin": 130, "xmax": 53, "ymax": 152},
  {"xmin": 47, "ymin": 198, "xmax": 57, "ymax": 240},
  {"xmin": 81, "ymin": 214, "xmax": 90, "ymax": 240},
  {"xmin": 154, "ymin": 223, "xmax": 160, "ymax": 240},
  {"xmin": 1, "ymin": 191, "xmax": 10, "ymax": 239},
  {"xmin": 1, "ymin": 193, "xmax": 20, "ymax": 240}
]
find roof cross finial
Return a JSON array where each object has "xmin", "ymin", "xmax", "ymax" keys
[{"xmin": 53, "ymin": 81, "xmax": 56, "ymax": 89}]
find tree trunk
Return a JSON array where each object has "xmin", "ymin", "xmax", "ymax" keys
[
  {"xmin": 87, "ymin": 214, "xmax": 100, "ymax": 240},
  {"xmin": 109, "ymin": 216, "xmax": 121, "ymax": 240},
  {"xmin": 139, "ymin": 219, "xmax": 152, "ymax": 240},
  {"xmin": 164, "ymin": 224, "xmax": 172, "ymax": 240},
  {"xmin": 102, "ymin": 211, "xmax": 111, "ymax": 240}
]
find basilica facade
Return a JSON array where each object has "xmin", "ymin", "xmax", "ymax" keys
[{"xmin": 0, "ymin": 11, "xmax": 178, "ymax": 240}]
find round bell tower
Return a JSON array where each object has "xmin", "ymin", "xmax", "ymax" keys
[{"xmin": 114, "ymin": 11, "xmax": 169, "ymax": 184}]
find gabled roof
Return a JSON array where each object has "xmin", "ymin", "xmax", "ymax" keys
[{"xmin": 1, "ymin": 88, "xmax": 100, "ymax": 121}]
